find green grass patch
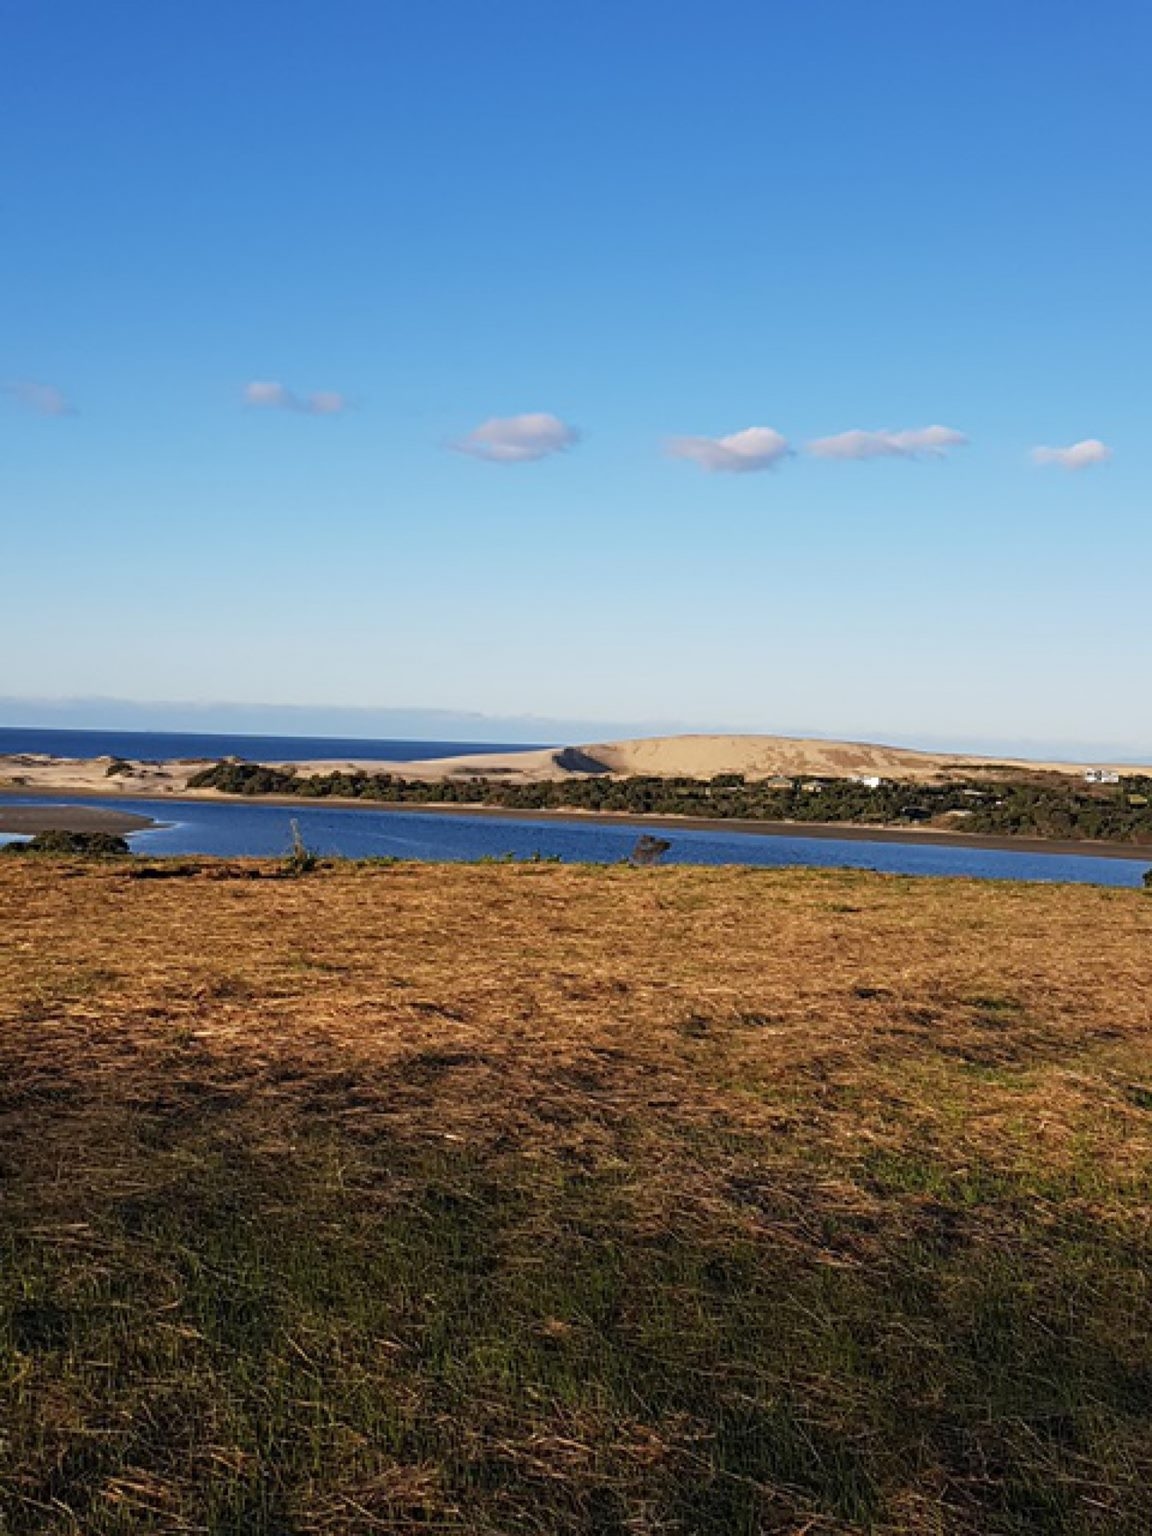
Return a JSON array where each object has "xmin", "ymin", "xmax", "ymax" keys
[{"xmin": 3, "ymin": 1126, "xmax": 1151, "ymax": 1534}]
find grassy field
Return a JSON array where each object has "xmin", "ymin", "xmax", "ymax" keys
[{"xmin": 1, "ymin": 858, "xmax": 1150, "ymax": 1534}]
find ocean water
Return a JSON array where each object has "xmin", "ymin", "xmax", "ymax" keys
[
  {"xmin": 1, "ymin": 793, "xmax": 1148, "ymax": 887},
  {"xmin": 0, "ymin": 727, "xmax": 547, "ymax": 763}
]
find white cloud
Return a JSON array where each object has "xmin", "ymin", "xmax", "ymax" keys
[
  {"xmin": 244, "ymin": 381, "xmax": 292, "ymax": 409},
  {"xmin": 666, "ymin": 426, "xmax": 791, "ymax": 473},
  {"xmin": 305, "ymin": 391, "xmax": 349, "ymax": 416},
  {"xmin": 453, "ymin": 412, "xmax": 580, "ymax": 463},
  {"xmin": 243, "ymin": 380, "xmax": 352, "ymax": 416},
  {"xmin": 1031, "ymin": 439, "xmax": 1112, "ymax": 472},
  {"xmin": 3, "ymin": 380, "xmax": 75, "ymax": 417},
  {"xmin": 806, "ymin": 425, "xmax": 968, "ymax": 461}
]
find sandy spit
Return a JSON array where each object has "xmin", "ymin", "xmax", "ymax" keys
[{"xmin": 0, "ymin": 804, "xmax": 157, "ymax": 836}]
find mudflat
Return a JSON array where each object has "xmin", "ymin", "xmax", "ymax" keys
[{"xmin": 0, "ymin": 803, "xmax": 156, "ymax": 835}]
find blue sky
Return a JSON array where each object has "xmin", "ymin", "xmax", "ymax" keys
[{"xmin": 3, "ymin": 2, "xmax": 1149, "ymax": 753}]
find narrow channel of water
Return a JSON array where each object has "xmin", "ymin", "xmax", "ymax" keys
[{"xmin": 2, "ymin": 795, "xmax": 1149, "ymax": 886}]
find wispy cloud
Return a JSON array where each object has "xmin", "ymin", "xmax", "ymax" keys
[
  {"xmin": 453, "ymin": 413, "xmax": 580, "ymax": 463},
  {"xmin": 243, "ymin": 380, "xmax": 352, "ymax": 416},
  {"xmin": 3, "ymin": 380, "xmax": 76, "ymax": 417},
  {"xmin": 666, "ymin": 426, "xmax": 791, "ymax": 474},
  {"xmin": 1031, "ymin": 439, "xmax": 1112, "ymax": 472},
  {"xmin": 806, "ymin": 425, "xmax": 968, "ymax": 461}
]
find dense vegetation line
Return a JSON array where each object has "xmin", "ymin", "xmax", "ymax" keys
[{"xmin": 186, "ymin": 761, "xmax": 1152, "ymax": 845}]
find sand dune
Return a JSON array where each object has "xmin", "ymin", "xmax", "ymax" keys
[
  {"xmin": 571, "ymin": 734, "xmax": 1115, "ymax": 782},
  {"xmin": 0, "ymin": 754, "xmax": 201, "ymax": 796},
  {"xmin": 300, "ymin": 734, "xmax": 1143, "ymax": 785},
  {"xmin": 278, "ymin": 746, "xmax": 566, "ymax": 783},
  {"xmin": 0, "ymin": 734, "xmax": 1145, "ymax": 798}
]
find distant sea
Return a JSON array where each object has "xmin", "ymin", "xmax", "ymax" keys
[{"xmin": 0, "ymin": 727, "xmax": 550, "ymax": 764}]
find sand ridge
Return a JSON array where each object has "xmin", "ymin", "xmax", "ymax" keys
[{"xmin": 261, "ymin": 734, "xmax": 1149, "ymax": 785}]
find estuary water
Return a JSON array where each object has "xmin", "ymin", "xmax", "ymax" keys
[{"xmin": 1, "ymin": 793, "xmax": 1148, "ymax": 887}]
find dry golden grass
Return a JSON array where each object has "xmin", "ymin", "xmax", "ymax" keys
[{"xmin": 2, "ymin": 858, "xmax": 1151, "ymax": 1534}]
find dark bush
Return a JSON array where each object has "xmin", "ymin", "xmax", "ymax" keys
[
  {"xmin": 631, "ymin": 835, "xmax": 672, "ymax": 866},
  {"xmin": 4, "ymin": 830, "xmax": 131, "ymax": 857}
]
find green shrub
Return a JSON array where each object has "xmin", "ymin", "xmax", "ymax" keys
[{"xmin": 4, "ymin": 829, "xmax": 131, "ymax": 857}]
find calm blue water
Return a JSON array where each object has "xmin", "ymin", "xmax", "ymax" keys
[
  {"xmin": 1, "ymin": 794, "xmax": 1148, "ymax": 886},
  {"xmin": 0, "ymin": 727, "xmax": 547, "ymax": 763}
]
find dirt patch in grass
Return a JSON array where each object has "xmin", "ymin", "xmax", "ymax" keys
[{"xmin": 1, "ymin": 860, "xmax": 1151, "ymax": 1533}]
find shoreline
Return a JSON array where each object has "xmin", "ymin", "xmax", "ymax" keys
[{"xmin": 3, "ymin": 784, "xmax": 1151, "ymax": 862}]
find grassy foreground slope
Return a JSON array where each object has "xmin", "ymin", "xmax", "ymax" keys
[{"xmin": 1, "ymin": 860, "xmax": 1151, "ymax": 1535}]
